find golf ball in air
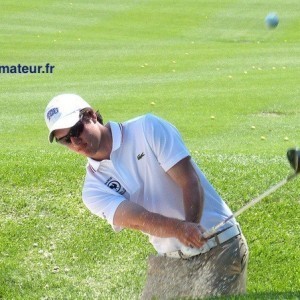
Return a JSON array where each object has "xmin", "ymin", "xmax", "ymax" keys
[{"xmin": 265, "ymin": 13, "xmax": 279, "ymax": 28}]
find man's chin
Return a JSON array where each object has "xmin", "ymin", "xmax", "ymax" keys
[{"xmin": 81, "ymin": 148, "xmax": 97, "ymax": 158}]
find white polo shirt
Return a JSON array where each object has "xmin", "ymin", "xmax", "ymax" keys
[{"xmin": 82, "ymin": 114, "xmax": 235, "ymax": 254}]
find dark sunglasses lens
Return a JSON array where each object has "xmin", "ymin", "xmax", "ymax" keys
[
  {"xmin": 56, "ymin": 135, "xmax": 71, "ymax": 145},
  {"xmin": 64, "ymin": 136, "xmax": 72, "ymax": 144},
  {"xmin": 56, "ymin": 121, "xmax": 84, "ymax": 145}
]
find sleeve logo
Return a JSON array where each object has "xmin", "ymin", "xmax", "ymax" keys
[{"xmin": 105, "ymin": 177, "xmax": 127, "ymax": 195}]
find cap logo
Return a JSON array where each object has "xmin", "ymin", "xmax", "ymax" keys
[{"xmin": 47, "ymin": 107, "xmax": 59, "ymax": 121}]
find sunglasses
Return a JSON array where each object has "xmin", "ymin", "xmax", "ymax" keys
[{"xmin": 55, "ymin": 120, "xmax": 85, "ymax": 145}]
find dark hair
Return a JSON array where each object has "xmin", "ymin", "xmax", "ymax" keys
[
  {"xmin": 80, "ymin": 107, "xmax": 103, "ymax": 125},
  {"xmin": 95, "ymin": 110, "xmax": 103, "ymax": 124}
]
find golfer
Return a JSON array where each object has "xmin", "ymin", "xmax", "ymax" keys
[{"xmin": 45, "ymin": 94, "xmax": 248, "ymax": 299}]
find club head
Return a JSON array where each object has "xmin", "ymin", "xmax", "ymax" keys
[{"xmin": 287, "ymin": 148, "xmax": 300, "ymax": 173}]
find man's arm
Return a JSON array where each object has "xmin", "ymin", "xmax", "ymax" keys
[
  {"xmin": 113, "ymin": 200, "xmax": 205, "ymax": 248},
  {"xmin": 113, "ymin": 156, "xmax": 206, "ymax": 249},
  {"xmin": 167, "ymin": 156, "xmax": 204, "ymax": 223}
]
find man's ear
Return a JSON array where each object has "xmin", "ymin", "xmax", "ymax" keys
[{"xmin": 82, "ymin": 109, "xmax": 97, "ymax": 123}]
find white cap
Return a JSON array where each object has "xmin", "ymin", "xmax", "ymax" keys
[{"xmin": 45, "ymin": 94, "xmax": 91, "ymax": 142}]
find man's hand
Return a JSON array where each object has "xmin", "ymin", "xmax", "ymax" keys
[{"xmin": 176, "ymin": 221, "xmax": 207, "ymax": 248}]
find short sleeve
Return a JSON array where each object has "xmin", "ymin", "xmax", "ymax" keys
[
  {"xmin": 143, "ymin": 114, "xmax": 190, "ymax": 171},
  {"xmin": 82, "ymin": 168, "xmax": 126, "ymax": 231}
]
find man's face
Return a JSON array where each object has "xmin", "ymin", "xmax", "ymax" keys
[{"xmin": 54, "ymin": 115, "xmax": 102, "ymax": 158}]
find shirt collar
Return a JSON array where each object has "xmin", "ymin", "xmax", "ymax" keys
[{"xmin": 87, "ymin": 121, "xmax": 123, "ymax": 171}]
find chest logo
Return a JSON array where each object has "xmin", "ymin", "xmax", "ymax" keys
[{"xmin": 137, "ymin": 152, "xmax": 145, "ymax": 160}]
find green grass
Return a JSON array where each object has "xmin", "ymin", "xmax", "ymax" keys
[{"xmin": 1, "ymin": 0, "xmax": 300, "ymax": 299}]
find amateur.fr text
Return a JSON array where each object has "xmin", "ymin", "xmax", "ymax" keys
[{"xmin": 0, "ymin": 63, "xmax": 55, "ymax": 74}]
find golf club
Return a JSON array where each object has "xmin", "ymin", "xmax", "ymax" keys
[{"xmin": 202, "ymin": 148, "xmax": 300, "ymax": 239}]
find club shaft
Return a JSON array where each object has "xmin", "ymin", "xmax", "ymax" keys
[
  {"xmin": 203, "ymin": 172, "xmax": 297, "ymax": 238},
  {"xmin": 233, "ymin": 177, "xmax": 289, "ymax": 218}
]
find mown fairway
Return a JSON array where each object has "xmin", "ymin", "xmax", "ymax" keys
[{"xmin": 0, "ymin": 1, "xmax": 300, "ymax": 299}]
